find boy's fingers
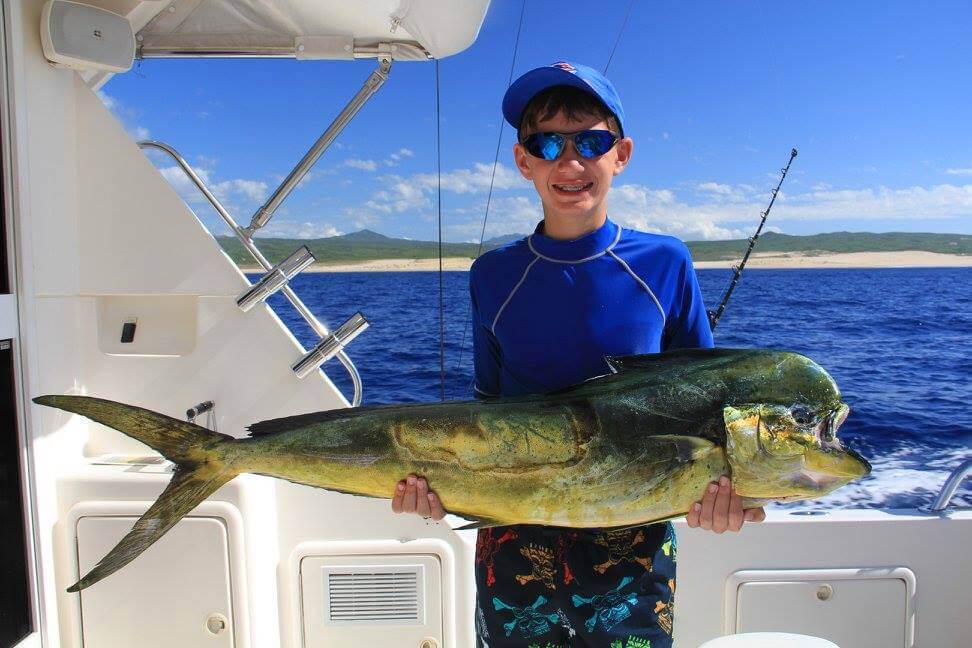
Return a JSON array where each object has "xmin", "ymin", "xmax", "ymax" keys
[
  {"xmin": 402, "ymin": 474, "xmax": 418, "ymax": 513},
  {"xmin": 415, "ymin": 478, "xmax": 432, "ymax": 518},
  {"xmin": 712, "ymin": 476, "xmax": 731, "ymax": 533},
  {"xmin": 391, "ymin": 480, "xmax": 405, "ymax": 513},
  {"xmin": 728, "ymin": 486, "xmax": 745, "ymax": 532},
  {"xmin": 686, "ymin": 502, "xmax": 702, "ymax": 527},
  {"xmin": 428, "ymin": 492, "xmax": 446, "ymax": 520},
  {"xmin": 699, "ymin": 482, "xmax": 718, "ymax": 530},
  {"xmin": 744, "ymin": 507, "xmax": 766, "ymax": 523}
]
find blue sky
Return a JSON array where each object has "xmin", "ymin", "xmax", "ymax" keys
[{"xmin": 101, "ymin": 0, "xmax": 972, "ymax": 242}]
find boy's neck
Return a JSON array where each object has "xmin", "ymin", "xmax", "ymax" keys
[{"xmin": 540, "ymin": 208, "xmax": 608, "ymax": 241}]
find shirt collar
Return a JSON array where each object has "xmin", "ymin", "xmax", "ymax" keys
[{"xmin": 528, "ymin": 217, "xmax": 621, "ymax": 263}]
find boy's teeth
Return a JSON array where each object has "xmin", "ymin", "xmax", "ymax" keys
[{"xmin": 555, "ymin": 183, "xmax": 591, "ymax": 192}]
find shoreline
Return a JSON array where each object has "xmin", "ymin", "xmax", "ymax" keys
[{"xmin": 240, "ymin": 251, "xmax": 972, "ymax": 273}]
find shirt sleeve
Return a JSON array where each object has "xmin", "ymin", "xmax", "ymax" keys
[
  {"xmin": 663, "ymin": 245, "xmax": 715, "ymax": 351},
  {"xmin": 470, "ymin": 271, "xmax": 502, "ymax": 398}
]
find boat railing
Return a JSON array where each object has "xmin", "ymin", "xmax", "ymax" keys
[
  {"xmin": 138, "ymin": 139, "xmax": 366, "ymax": 407},
  {"xmin": 134, "ymin": 58, "xmax": 397, "ymax": 407},
  {"xmin": 929, "ymin": 457, "xmax": 972, "ymax": 512}
]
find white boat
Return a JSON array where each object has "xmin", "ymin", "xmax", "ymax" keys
[{"xmin": 1, "ymin": 2, "xmax": 969, "ymax": 647}]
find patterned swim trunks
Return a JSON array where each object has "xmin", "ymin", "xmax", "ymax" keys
[{"xmin": 474, "ymin": 521, "xmax": 676, "ymax": 648}]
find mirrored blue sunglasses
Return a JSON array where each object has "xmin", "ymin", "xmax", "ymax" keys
[{"xmin": 521, "ymin": 129, "xmax": 619, "ymax": 160}]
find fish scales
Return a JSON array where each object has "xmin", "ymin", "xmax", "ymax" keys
[{"xmin": 33, "ymin": 347, "xmax": 870, "ymax": 591}]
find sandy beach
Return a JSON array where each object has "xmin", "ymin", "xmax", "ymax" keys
[{"xmin": 241, "ymin": 250, "xmax": 972, "ymax": 273}]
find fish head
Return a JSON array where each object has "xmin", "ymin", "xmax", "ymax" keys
[{"xmin": 722, "ymin": 352, "xmax": 870, "ymax": 501}]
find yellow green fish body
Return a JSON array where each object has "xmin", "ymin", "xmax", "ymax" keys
[{"xmin": 34, "ymin": 347, "xmax": 870, "ymax": 591}]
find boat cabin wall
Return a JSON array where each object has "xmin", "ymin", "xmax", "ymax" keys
[{"xmin": 6, "ymin": 1, "xmax": 402, "ymax": 644}]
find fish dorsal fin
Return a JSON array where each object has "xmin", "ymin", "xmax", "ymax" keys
[
  {"xmin": 604, "ymin": 348, "xmax": 747, "ymax": 374},
  {"xmin": 246, "ymin": 402, "xmax": 446, "ymax": 437}
]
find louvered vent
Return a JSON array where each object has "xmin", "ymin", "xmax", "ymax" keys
[{"xmin": 324, "ymin": 565, "xmax": 424, "ymax": 625}]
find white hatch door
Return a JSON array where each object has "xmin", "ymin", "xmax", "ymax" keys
[
  {"xmin": 77, "ymin": 515, "xmax": 235, "ymax": 648},
  {"xmin": 732, "ymin": 568, "xmax": 914, "ymax": 648}
]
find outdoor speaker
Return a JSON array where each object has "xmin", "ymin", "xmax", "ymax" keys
[{"xmin": 41, "ymin": 0, "xmax": 134, "ymax": 73}]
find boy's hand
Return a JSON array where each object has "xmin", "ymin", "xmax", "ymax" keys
[
  {"xmin": 391, "ymin": 474, "xmax": 446, "ymax": 520},
  {"xmin": 686, "ymin": 475, "xmax": 765, "ymax": 532}
]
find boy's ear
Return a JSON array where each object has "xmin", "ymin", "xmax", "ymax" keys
[
  {"xmin": 512, "ymin": 143, "xmax": 534, "ymax": 180},
  {"xmin": 613, "ymin": 137, "xmax": 633, "ymax": 175}
]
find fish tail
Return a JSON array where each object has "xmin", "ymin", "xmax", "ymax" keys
[{"xmin": 33, "ymin": 395, "xmax": 240, "ymax": 592}]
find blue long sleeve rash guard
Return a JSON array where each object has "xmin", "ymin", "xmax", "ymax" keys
[{"xmin": 470, "ymin": 216, "xmax": 714, "ymax": 397}]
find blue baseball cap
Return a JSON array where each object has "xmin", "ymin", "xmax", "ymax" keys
[{"xmin": 502, "ymin": 61, "xmax": 625, "ymax": 137}]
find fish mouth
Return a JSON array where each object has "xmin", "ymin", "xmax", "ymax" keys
[
  {"xmin": 815, "ymin": 403, "xmax": 850, "ymax": 449},
  {"xmin": 844, "ymin": 445, "xmax": 872, "ymax": 477},
  {"xmin": 799, "ymin": 445, "xmax": 871, "ymax": 491}
]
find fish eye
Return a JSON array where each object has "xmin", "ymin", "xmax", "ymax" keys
[{"xmin": 790, "ymin": 405, "xmax": 815, "ymax": 426}]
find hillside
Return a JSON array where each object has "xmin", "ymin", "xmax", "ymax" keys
[{"xmin": 217, "ymin": 230, "xmax": 972, "ymax": 267}]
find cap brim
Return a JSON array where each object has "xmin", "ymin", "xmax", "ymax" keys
[{"xmin": 502, "ymin": 67, "xmax": 603, "ymax": 131}]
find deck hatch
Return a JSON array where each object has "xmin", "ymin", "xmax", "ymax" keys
[{"xmin": 299, "ymin": 551, "xmax": 442, "ymax": 646}]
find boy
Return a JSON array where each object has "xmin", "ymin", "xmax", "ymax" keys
[{"xmin": 392, "ymin": 62, "xmax": 765, "ymax": 646}]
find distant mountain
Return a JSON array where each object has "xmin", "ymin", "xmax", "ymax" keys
[
  {"xmin": 217, "ymin": 230, "xmax": 971, "ymax": 266},
  {"xmin": 338, "ymin": 229, "xmax": 393, "ymax": 241},
  {"xmin": 482, "ymin": 233, "xmax": 527, "ymax": 246}
]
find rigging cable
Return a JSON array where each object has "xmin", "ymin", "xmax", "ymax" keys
[
  {"xmin": 455, "ymin": 0, "xmax": 528, "ymax": 380},
  {"xmin": 707, "ymin": 148, "xmax": 798, "ymax": 331},
  {"xmin": 604, "ymin": 0, "xmax": 637, "ymax": 75},
  {"xmin": 435, "ymin": 58, "xmax": 445, "ymax": 401}
]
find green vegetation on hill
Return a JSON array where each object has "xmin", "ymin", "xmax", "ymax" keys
[
  {"xmin": 217, "ymin": 229, "xmax": 971, "ymax": 266},
  {"xmin": 687, "ymin": 231, "xmax": 972, "ymax": 261}
]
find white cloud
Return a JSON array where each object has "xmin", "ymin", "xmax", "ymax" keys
[
  {"xmin": 345, "ymin": 149, "xmax": 415, "ymax": 171},
  {"xmin": 385, "ymin": 148, "xmax": 415, "ymax": 166},
  {"xmin": 158, "ymin": 164, "xmax": 267, "ymax": 207},
  {"xmin": 413, "ymin": 162, "xmax": 527, "ymax": 194},
  {"xmin": 447, "ymin": 195, "xmax": 543, "ymax": 241},
  {"xmin": 223, "ymin": 179, "xmax": 268, "ymax": 202},
  {"xmin": 608, "ymin": 184, "xmax": 751, "ymax": 240},
  {"xmin": 97, "ymin": 90, "xmax": 151, "ymax": 142},
  {"xmin": 365, "ymin": 177, "xmax": 432, "ymax": 214},
  {"xmin": 695, "ymin": 182, "xmax": 758, "ymax": 204},
  {"xmin": 360, "ymin": 162, "xmax": 527, "ymax": 218},
  {"xmin": 697, "ymin": 182, "xmax": 735, "ymax": 195},
  {"xmin": 96, "ymin": 90, "xmax": 116, "ymax": 111},
  {"xmin": 603, "ymin": 180, "xmax": 972, "ymax": 240},
  {"xmin": 256, "ymin": 220, "xmax": 342, "ymax": 239},
  {"xmin": 345, "ymin": 158, "xmax": 379, "ymax": 171},
  {"xmin": 945, "ymin": 168, "xmax": 972, "ymax": 176},
  {"xmin": 779, "ymin": 183, "xmax": 972, "ymax": 221}
]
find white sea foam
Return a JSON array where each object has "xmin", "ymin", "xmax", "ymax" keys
[{"xmin": 772, "ymin": 445, "xmax": 972, "ymax": 511}]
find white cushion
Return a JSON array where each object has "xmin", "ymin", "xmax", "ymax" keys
[{"xmin": 698, "ymin": 632, "xmax": 840, "ymax": 648}]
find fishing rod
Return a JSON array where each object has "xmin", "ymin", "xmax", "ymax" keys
[{"xmin": 707, "ymin": 147, "xmax": 798, "ymax": 331}]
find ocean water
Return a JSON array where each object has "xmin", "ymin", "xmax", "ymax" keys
[{"xmin": 264, "ymin": 267, "xmax": 972, "ymax": 511}]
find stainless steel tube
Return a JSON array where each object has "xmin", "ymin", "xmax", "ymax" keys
[
  {"xmin": 293, "ymin": 312, "xmax": 369, "ymax": 379},
  {"xmin": 138, "ymin": 140, "xmax": 364, "ymax": 406},
  {"xmin": 243, "ymin": 56, "xmax": 392, "ymax": 236},
  {"xmin": 929, "ymin": 458, "xmax": 972, "ymax": 512},
  {"xmin": 237, "ymin": 246, "xmax": 315, "ymax": 312}
]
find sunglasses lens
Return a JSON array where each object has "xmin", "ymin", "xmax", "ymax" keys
[
  {"xmin": 524, "ymin": 133, "xmax": 565, "ymax": 160},
  {"xmin": 575, "ymin": 131, "xmax": 617, "ymax": 158}
]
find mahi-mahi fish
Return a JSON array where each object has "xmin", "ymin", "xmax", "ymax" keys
[{"xmin": 33, "ymin": 347, "xmax": 870, "ymax": 592}]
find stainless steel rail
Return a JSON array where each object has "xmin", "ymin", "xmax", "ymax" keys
[
  {"xmin": 138, "ymin": 139, "xmax": 364, "ymax": 407},
  {"xmin": 929, "ymin": 458, "xmax": 972, "ymax": 512},
  {"xmin": 243, "ymin": 56, "xmax": 392, "ymax": 236}
]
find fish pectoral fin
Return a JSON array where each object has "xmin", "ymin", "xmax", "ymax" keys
[
  {"xmin": 650, "ymin": 435, "xmax": 719, "ymax": 463},
  {"xmin": 451, "ymin": 515, "xmax": 503, "ymax": 530}
]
